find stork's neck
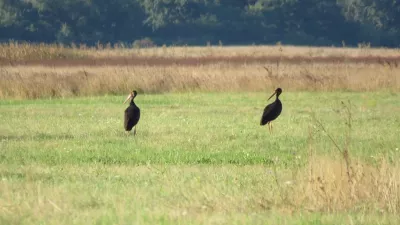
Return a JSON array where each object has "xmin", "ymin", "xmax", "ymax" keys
[
  {"xmin": 275, "ymin": 95, "xmax": 281, "ymax": 104},
  {"xmin": 130, "ymin": 98, "xmax": 136, "ymax": 106}
]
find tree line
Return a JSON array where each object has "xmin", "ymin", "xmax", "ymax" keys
[{"xmin": 0, "ymin": 0, "xmax": 399, "ymax": 47}]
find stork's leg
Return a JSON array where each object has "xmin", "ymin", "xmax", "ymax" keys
[
  {"xmin": 268, "ymin": 122, "xmax": 271, "ymax": 133},
  {"xmin": 126, "ymin": 131, "xmax": 130, "ymax": 136},
  {"xmin": 133, "ymin": 126, "xmax": 137, "ymax": 136},
  {"xmin": 271, "ymin": 122, "xmax": 273, "ymax": 133}
]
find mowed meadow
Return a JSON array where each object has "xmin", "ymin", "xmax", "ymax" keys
[{"xmin": 1, "ymin": 43, "xmax": 400, "ymax": 224}]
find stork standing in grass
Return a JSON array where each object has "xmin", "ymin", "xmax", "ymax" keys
[
  {"xmin": 123, "ymin": 90, "xmax": 140, "ymax": 135},
  {"xmin": 260, "ymin": 88, "xmax": 283, "ymax": 133}
]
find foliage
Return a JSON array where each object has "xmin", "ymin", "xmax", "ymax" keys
[{"xmin": 0, "ymin": 0, "xmax": 399, "ymax": 46}]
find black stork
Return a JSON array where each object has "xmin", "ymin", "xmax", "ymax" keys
[
  {"xmin": 123, "ymin": 90, "xmax": 141, "ymax": 135},
  {"xmin": 260, "ymin": 88, "xmax": 283, "ymax": 133}
]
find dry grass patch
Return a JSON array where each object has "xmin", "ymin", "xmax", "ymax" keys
[
  {"xmin": 2, "ymin": 54, "xmax": 400, "ymax": 67},
  {"xmin": 1, "ymin": 43, "xmax": 400, "ymax": 99},
  {"xmin": 3, "ymin": 42, "xmax": 400, "ymax": 59},
  {"xmin": 1, "ymin": 63, "xmax": 399, "ymax": 99},
  {"xmin": 1, "ymin": 42, "xmax": 400, "ymax": 65},
  {"xmin": 0, "ymin": 42, "xmax": 84, "ymax": 62},
  {"xmin": 282, "ymin": 155, "xmax": 400, "ymax": 213}
]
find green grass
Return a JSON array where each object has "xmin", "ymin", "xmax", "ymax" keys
[{"xmin": 0, "ymin": 92, "xmax": 399, "ymax": 224}]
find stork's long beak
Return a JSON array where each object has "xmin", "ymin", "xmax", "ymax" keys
[
  {"xmin": 123, "ymin": 94, "xmax": 132, "ymax": 104},
  {"xmin": 267, "ymin": 91, "xmax": 277, "ymax": 101}
]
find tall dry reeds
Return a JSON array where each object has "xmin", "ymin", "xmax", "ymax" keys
[
  {"xmin": 1, "ymin": 41, "xmax": 400, "ymax": 62},
  {"xmin": 272, "ymin": 102, "xmax": 400, "ymax": 213},
  {"xmin": 283, "ymin": 154, "xmax": 400, "ymax": 213},
  {"xmin": 1, "ymin": 62, "xmax": 399, "ymax": 99},
  {"xmin": 0, "ymin": 42, "xmax": 84, "ymax": 62},
  {"xmin": 0, "ymin": 43, "xmax": 399, "ymax": 99}
]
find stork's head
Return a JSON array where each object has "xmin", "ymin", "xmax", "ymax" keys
[
  {"xmin": 268, "ymin": 88, "xmax": 283, "ymax": 100},
  {"xmin": 123, "ymin": 90, "xmax": 137, "ymax": 104}
]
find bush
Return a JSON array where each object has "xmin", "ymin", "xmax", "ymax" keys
[{"xmin": 133, "ymin": 38, "xmax": 156, "ymax": 48}]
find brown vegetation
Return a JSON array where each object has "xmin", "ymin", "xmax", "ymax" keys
[
  {"xmin": 282, "ymin": 107, "xmax": 400, "ymax": 214},
  {"xmin": 2, "ymin": 55, "xmax": 400, "ymax": 67},
  {"xmin": 283, "ymin": 155, "xmax": 400, "ymax": 213},
  {"xmin": 1, "ymin": 62, "xmax": 399, "ymax": 99},
  {"xmin": 0, "ymin": 43, "xmax": 400, "ymax": 99},
  {"xmin": 274, "ymin": 106, "xmax": 400, "ymax": 214}
]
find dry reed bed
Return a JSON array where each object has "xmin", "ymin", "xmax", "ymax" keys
[
  {"xmin": 2, "ymin": 55, "xmax": 400, "ymax": 67},
  {"xmin": 281, "ymin": 155, "xmax": 400, "ymax": 213},
  {"xmin": 83, "ymin": 45, "xmax": 400, "ymax": 58},
  {"xmin": 1, "ymin": 44, "xmax": 400, "ymax": 99},
  {"xmin": 1, "ymin": 62, "xmax": 399, "ymax": 99},
  {"xmin": 0, "ymin": 43, "xmax": 82, "ymax": 62},
  {"xmin": 285, "ymin": 106, "xmax": 400, "ymax": 214},
  {"xmin": 1, "ymin": 42, "xmax": 400, "ymax": 61}
]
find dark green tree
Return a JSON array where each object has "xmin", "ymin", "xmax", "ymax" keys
[{"xmin": 0, "ymin": 0, "xmax": 399, "ymax": 46}]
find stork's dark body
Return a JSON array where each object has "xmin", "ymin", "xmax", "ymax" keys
[
  {"xmin": 124, "ymin": 100, "xmax": 140, "ymax": 131},
  {"xmin": 260, "ymin": 99, "xmax": 282, "ymax": 125},
  {"xmin": 260, "ymin": 88, "xmax": 283, "ymax": 127}
]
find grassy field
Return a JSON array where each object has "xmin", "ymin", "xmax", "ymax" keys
[
  {"xmin": 1, "ymin": 92, "xmax": 399, "ymax": 224},
  {"xmin": 1, "ymin": 43, "xmax": 400, "ymax": 224}
]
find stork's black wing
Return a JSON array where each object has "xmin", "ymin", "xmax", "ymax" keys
[
  {"xmin": 260, "ymin": 102, "xmax": 274, "ymax": 125},
  {"xmin": 124, "ymin": 106, "xmax": 140, "ymax": 131},
  {"xmin": 260, "ymin": 100, "xmax": 282, "ymax": 125}
]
